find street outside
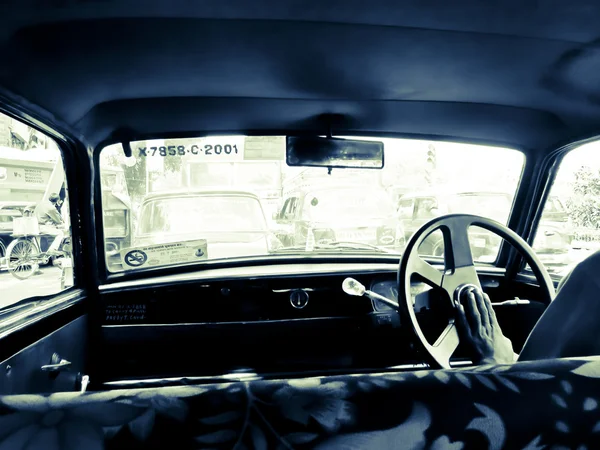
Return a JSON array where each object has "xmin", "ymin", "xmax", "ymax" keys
[
  {"xmin": 564, "ymin": 241, "xmax": 600, "ymax": 269},
  {"xmin": 543, "ymin": 246, "xmax": 596, "ymax": 277},
  {"xmin": 0, "ymin": 265, "xmax": 72, "ymax": 308}
]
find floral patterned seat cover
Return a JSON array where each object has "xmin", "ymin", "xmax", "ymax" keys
[{"xmin": 0, "ymin": 357, "xmax": 598, "ymax": 449}]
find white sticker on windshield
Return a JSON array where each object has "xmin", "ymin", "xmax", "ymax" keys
[{"xmin": 120, "ymin": 239, "xmax": 208, "ymax": 270}]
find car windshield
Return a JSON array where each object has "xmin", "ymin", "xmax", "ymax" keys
[{"xmin": 100, "ymin": 136, "xmax": 524, "ymax": 272}]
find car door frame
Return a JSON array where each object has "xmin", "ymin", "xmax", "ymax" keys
[{"xmin": 0, "ymin": 99, "xmax": 98, "ymax": 394}]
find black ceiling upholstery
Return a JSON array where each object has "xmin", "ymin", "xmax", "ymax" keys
[{"xmin": 1, "ymin": 0, "xmax": 600, "ymax": 149}]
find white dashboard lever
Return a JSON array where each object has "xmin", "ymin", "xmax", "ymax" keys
[
  {"xmin": 342, "ymin": 278, "xmax": 400, "ymax": 310},
  {"xmin": 491, "ymin": 298, "xmax": 531, "ymax": 306}
]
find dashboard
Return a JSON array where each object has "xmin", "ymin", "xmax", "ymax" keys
[
  {"xmin": 98, "ymin": 262, "xmax": 542, "ymax": 380},
  {"xmin": 101, "ymin": 262, "xmax": 507, "ymax": 326},
  {"xmin": 103, "ymin": 272, "xmax": 435, "ymax": 325}
]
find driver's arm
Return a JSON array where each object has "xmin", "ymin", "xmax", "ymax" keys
[
  {"xmin": 455, "ymin": 247, "xmax": 600, "ymax": 366},
  {"xmin": 457, "ymin": 263, "xmax": 588, "ymax": 365}
]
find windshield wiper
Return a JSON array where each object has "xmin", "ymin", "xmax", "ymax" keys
[{"xmin": 271, "ymin": 241, "xmax": 394, "ymax": 254}]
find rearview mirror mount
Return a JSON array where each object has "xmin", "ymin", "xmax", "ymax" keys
[{"xmin": 286, "ymin": 136, "xmax": 384, "ymax": 170}]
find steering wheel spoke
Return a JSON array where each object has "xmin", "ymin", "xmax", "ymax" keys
[
  {"xmin": 410, "ymin": 256, "xmax": 444, "ymax": 288},
  {"xmin": 430, "ymin": 322, "xmax": 460, "ymax": 367},
  {"xmin": 442, "ymin": 217, "xmax": 475, "ymax": 270}
]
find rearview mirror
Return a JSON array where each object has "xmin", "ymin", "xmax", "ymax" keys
[{"xmin": 286, "ymin": 136, "xmax": 384, "ymax": 169}]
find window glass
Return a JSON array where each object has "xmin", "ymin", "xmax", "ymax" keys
[
  {"xmin": 100, "ymin": 136, "xmax": 524, "ymax": 272},
  {"xmin": 531, "ymin": 141, "xmax": 600, "ymax": 276},
  {"xmin": 0, "ymin": 111, "xmax": 74, "ymax": 307}
]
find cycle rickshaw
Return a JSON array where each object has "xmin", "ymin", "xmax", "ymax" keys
[{"xmin": 4, "ymin": 208, "xmax": 72, "ymax": 281}]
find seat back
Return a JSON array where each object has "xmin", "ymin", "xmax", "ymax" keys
[{"xmin": 0, "ymin": 357, "xmax": 598, "ymax": 449}]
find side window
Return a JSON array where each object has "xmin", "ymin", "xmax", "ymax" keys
[
  {"xmin": 532, "ymin": 142, "xmax": 600, "ymax": 276},
  {"xmin": 397, "ymin": 198, "xmax": 415, "ymax": 219},
  {"xmin": 0, "ymin": 111, "xmax": 74, "ymax": 306}
]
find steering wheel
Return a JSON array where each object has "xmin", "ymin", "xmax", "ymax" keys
[{"xmin": 397, "ymin": 214, "xmax": 555, "ymax": 369}]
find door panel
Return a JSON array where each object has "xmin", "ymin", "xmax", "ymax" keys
[{"xmin": 0, "ymin": 313, "xmax": 87, "ymax": 394}]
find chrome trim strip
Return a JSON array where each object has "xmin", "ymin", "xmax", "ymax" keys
[
  {"xmin": 272, "ymin": 287, "xmax": 316, "ymax": 293},
  {"xmin": 103, "ymin": 360, "xmax": 474, "ymax": 388},
  {"xmin": 102, "ymin": 316, "xmax": 355, "ymax": 328}
]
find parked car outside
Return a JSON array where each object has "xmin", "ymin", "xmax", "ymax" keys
[{"xmin": 133, "ymin": 190, "xmax": 281, "ymax": 260}]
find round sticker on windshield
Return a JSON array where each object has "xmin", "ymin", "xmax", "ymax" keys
[{"xmin": 124, "ymin": 250, "xmax": 148, "ymax": 267}]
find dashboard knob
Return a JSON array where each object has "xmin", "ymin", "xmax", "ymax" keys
[{"xmin": 290, "ymin": 289, "xmax": 309, "ymax": 309}]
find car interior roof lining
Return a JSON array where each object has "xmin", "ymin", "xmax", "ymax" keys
[{"xmin": 1, "ymin": 2, "xmax": 600, "ymax": 150}]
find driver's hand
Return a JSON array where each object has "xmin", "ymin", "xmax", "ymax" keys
[{"xmin": 456, "ymin": 289, "xmax": 515, "ymax": 365}]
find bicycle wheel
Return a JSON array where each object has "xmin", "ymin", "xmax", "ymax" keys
[{"xmin": 6, "ymin": 237, "xmax": 39, "ymax": 280}]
